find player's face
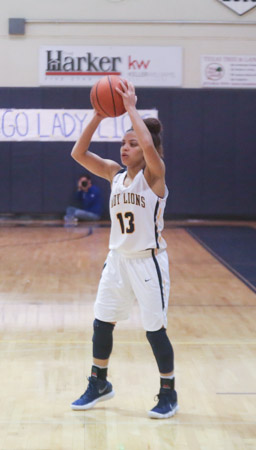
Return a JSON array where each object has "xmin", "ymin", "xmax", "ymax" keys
[{"xmin": 120, "ymin": 131, "xmax": 144, "ymax": 167}]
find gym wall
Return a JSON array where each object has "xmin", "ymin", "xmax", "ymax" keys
[
  {"xmin": 1, "ymin": 0, "xmax": 256, "ymax": 87},
  {"xmin": 0, "ymin": 86, "xmax": 255, "ymax": 219},
  {"xmin": 0, "ymin": 0, "xmax": 256, "ymax": 219}
]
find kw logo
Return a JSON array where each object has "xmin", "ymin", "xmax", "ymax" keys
[{"xmin": 128, "ymin": 56, "xmax": 151, "ymax": 70}]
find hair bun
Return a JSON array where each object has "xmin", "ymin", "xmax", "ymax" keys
[{"xmin": 143, "ymin": 118, "xmax": 162, "ymax": 135}]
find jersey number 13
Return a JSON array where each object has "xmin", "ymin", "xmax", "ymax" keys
[{"xmin": 116, "ymin": 212, "xmax": 135, "ymax": 234}]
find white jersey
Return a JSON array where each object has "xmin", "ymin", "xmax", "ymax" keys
[{"xmin": 109, "ymin": 169, "xmax": 168, "ymax": 255}]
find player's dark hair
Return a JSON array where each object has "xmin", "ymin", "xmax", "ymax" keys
[
  {"xmin": 127, "ymin": 117, "xmax": 164, "ymax": 158},
  {"xmin": 143, "ymin": 118, "xmax": 164, "ymax": 158}
]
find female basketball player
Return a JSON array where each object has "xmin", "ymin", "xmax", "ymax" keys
[{"xmin": 70, "ymin": 81, "xmax": 178, "ymax": 419}]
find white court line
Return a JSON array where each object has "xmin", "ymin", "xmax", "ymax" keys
[
  {"xmin": 1, "ymin": 340, "xmax": 256, "ymax": 345},
  {"xmin": 0, "ymin": 419, "xmax": 255, "ymax": 426},
  {"xmin": 0, "ymin": 345, "xmax": 88, "ymax": 354},
  {"xmin": 216, "ymin": 392, "xmax": 256, "ymax": 395},
  {"xmin": 1, "ymin": 341, "xmax": 256, "ymax": 354}
]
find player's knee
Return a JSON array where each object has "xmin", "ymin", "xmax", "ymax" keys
[
  {"xmin": 92, "ymin": 319, "xmax": 115, "ymax": 360},
  {"xmin": 146, "ymin": 328, "xmax": 174, "ymax": 373}
]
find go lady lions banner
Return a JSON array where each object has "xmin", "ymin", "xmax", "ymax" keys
[{"xmin": 0, "ymin": 109, "xmax": 158, "ymax": 142}]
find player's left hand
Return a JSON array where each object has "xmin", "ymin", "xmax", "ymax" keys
[{"xmin": 116, "ymin": 81, "xmax": 137, "ymax": 111}]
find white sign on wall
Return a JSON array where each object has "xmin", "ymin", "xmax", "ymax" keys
[
  {"xmin": 201, "ymin": 55, "xmax": 256, "ymax": 88},
  {"xmin": 0, "ymin": 109, "xmax": 158, "ymax": 142},
  {"xmin": 216, "ymin": 0, "xmax": 256, "ymax": 15},
  {"xmin": 39, "ymin": 46, "xmax": 182, "ymax": 87}
]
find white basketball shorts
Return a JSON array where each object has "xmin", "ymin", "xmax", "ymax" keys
[{"xmin": 94, "ymin": 249, "xmax": 170, "ymax": 332}]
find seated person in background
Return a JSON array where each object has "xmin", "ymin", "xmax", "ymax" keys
[{"xmin": 65, "ymin": 175, "xmax": 102, "ymax": 222}]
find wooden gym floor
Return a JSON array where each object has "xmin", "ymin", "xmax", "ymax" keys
[{"xmin": 0, "ymin": 222, "xmax": 255, "ymax": 450}]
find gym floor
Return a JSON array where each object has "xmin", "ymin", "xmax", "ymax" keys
[{"xmin": 0, "ymin": 221, "xmax": 255, "ymax": 450}]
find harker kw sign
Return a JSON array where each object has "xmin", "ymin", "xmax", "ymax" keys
[{"xmin": 39, "ymin": 46, "xmax": 182, "ymax": 87}]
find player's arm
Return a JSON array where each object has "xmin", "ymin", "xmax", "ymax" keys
[
  {"xmin": 71, "ymin": 111, "xmax": 121, "ymax": 182},
  {"xmin": 116, "ymin": 82, "xmax": 165, "ymax": 180}
]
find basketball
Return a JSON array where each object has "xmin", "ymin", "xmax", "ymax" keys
[{"xmin": 90, "ymin": 75, "xmax": 128, "ymax": 117}]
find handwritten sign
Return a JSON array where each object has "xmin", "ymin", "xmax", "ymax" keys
[{"xmin": 0, "ymin": 109, "xmax": 158, "ymax": 142}]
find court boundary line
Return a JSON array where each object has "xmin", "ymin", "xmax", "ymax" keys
[
  {"xmin": 216, "ymin": 393, "xmax": 256, "ymax": 395},
  {"xmin": 0, "ymin": 227, "xmax": 93, "ymax": 248},
  {"xmin": 1, "ymin": 340, "xmax": 256, "ymax": 346},
  {"xmin": 186, "ymin": 228, "xmax": 256, "ymax": 294},
  {"xmin": 0, "ymin": 419, "xmax": 255, "ymax": 426},
  {"xmin": 1, "ymin": 302, "xmax": 255, "ymax": 307}
]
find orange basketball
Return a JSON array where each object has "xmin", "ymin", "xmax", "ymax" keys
[{"xmin": 90, "ymin": 75, "xmax": 128, "ymax": 117}]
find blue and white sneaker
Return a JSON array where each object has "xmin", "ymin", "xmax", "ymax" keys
[
  {"xmin": 71, "ymin": 376, "xmax": 115, "ymax": 410},
  {"xmin": 148, "ymin": 388, "xmax": 179, "ymax": 419}
]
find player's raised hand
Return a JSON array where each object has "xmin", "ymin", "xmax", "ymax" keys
[{"xmin": 116, "ymin": 81, "xmax": 137, "ymax": 112}]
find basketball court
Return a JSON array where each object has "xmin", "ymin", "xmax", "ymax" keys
[
  {"xmin": 0, "ymin": 220, "xmax": 255, "ymax": 449},
  {"xmin": 1, "ymin": 0, "xmax": 256, "ymax": 449}
]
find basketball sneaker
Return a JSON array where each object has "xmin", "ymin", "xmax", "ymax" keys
[
  {"xmin": 64, "ymin": 215, "xmax": 78, "ymax": 227},
  {"xmin": 148, "ymin": 388, "xmax": 179, "ymax": 419},
  {"xmin": 71, "ymin": 376, "xmax": 115, "ymax": 410}
]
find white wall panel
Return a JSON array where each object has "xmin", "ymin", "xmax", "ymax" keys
[{"xmin": 1, "ymin": 0, "xmax": 256, "ymax": 87}]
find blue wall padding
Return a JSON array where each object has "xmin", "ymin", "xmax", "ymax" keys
[{"xmin": 0, "ymin": 87, "xmax": 255, "ymax": 218}]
